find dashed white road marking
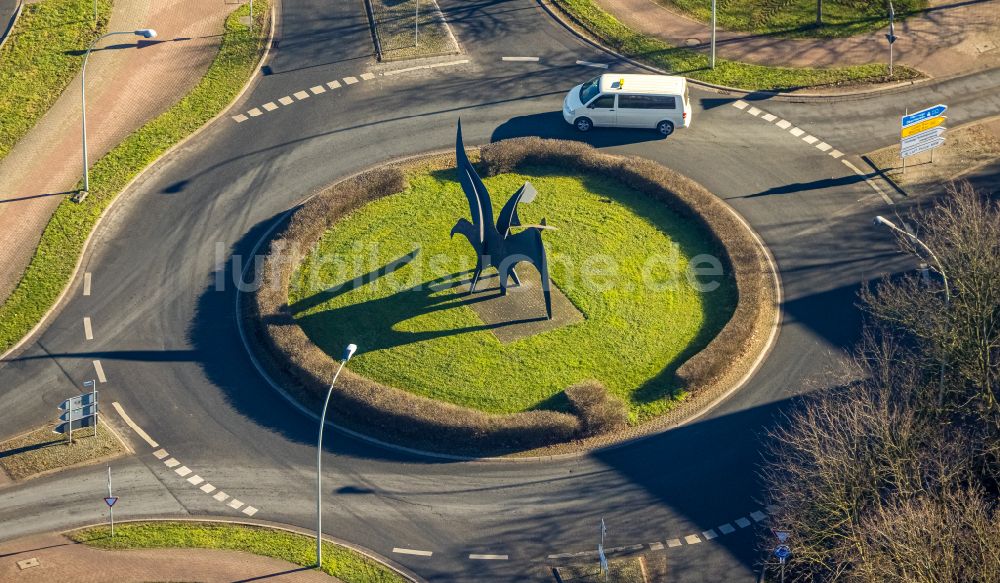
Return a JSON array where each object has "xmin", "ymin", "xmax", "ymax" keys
[
  {"xmin": 200, "ymin": 483, "xmax": 216, "ymax": 493},
  {"xmin": 242, "ymin": 505, "xmax": 258, "ymax": 516},
  {"xmin": 175, "ymin": 466, "xmax": 192, "ymax": 477},
  {"xmin": 718, "ymin": 523, "xmax": 736, "ymax": 535},
  {"xmin": 293, "ymin": 90, "xmax": 309, "ymax": 100},
  {"xmin": 666, "ymin": 538, "xmax": 682, "ymax": 548},
  {"xmin": 750, "ymin": 510, "xmax": 767, "ymax": 522},
  {"xmin": 343, "ymin": 76, "xmax": 358, "ymax": 85},
  {"xmin": 383, "ymin": 59, "xmax": 470, "ymax": 76},
  {"xmin": 649, "ymin": 542, "xmax": 664, "ymax": 550},
  {"xmin": 802, "ymin": 135, "xmax": 818, "ymax": 144},
  {"xmin": 776, "ymin": 119, "xmax": 791, "ymax": 129},
  {"xmin": 326, "ymin": 80, "xmax": 341, "ymax": 89},
  {"xmin": 732, "ymin": 100, "xmax": 749, "ymax": 110},
  {"xmin": 112, "ymin": 402, "xmax": 159, "ymax": 447},
  {"xmin": 829, "ymin": 149, "xmax": 844, "ymax": 159},
  {"xmin": 576, "ymin": 60, "xmax": 608, "ymax": 68},
  {"xmin": 164, "ymin": 458, "xmax": 180, "ymax": 468},
  {"xmin": 735, "ymin": 517, "xmax": 752, "ymax": 528},
  {"xmin": 228, "ymin": 498, "xmax": 244, "ymax": 509},
  {"xmin": 684, "ymin": 535, "xmax": 702, "ymax": 545},
  {"xmin": 502, "ymin": 56, "xmax": 539, "ymax": 62},
  {"xmin": 702, "ymin": 529, "xmax": 718, "ymax": 540},
  {"xmin": 789, "ymin": 127, "xmax": 805, "ymax": 137},
  {"xmin": 747, "ymin": 107, "xmax": 762, "ymax": 116},
  {"xmin": 83, "ymin": 272, "xmax": 92, "ymax": 296},
  {"xmin": 153, "ymin": 449, "xmax": 169, "ymax": 459},
  {"xmin": 310, "ymin": 85, "xmax": 326, "ymax": 94},
  {"xmin": 232, "ymin": 114, "xmax": 248, "ymax": 123},
  {"xmin": 393, "ymin": 548, "xmax": 433, "ymax": 557},
  {"xmin": 815, "ymin": 142, "xmax": 832, "ymax": 152},
  {"xmin": 761, "ymin": 113, "xmax": 777, "ymax": 122},
  {"xmin": 360, "ymin": 72, "xmax": 375, "ymax": 80},
  {"xmin": 262, "ymin": 102, "xmax": 278, "ymax": 112},
  {"xmin": 278, "ymin": 96, "xmax": 294, "ymax": 105},
  {"xmin": 469, "ymin": 554, "xmax": 508, "ymax": 560},
  {"xmin": 247, "ymin": 108, "xmax": 263, "ymax": 117},
  {"xmin": 213, "ymin": 491, "xmax": 229, "ymax": 502},
  {"xmin": 93, "ymin": 360, "xmax": 106, "ymax": 383},
  {"xmin": 83, "ymin": 317, "xmax": 93, "ymax": 340},
  {"xmin": 187, "ymin": 475, "xmax": 204, "ymax": 485}
]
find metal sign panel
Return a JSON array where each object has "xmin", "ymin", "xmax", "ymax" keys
[
  {"xmin": 902, "ymin": 104, "xmax": 947, "ymax": 128},
  {"xmin": 59, "ymin": 404, "xmax": 97, "ymax": 422},
  {"xmin": 774, "ymin": 544, "xmax": 791, "ymax": 561},
  {"xmin": 772, "ymin": 529, "xmax": 791, "ymax": 543},
  {"xmin": 598, "ymin": 544, "xmax": 608, "ymax": 573},
  {"xmin": 59, "ymin": 392, "xmax": 97, "ymax": 411},
  {"xmin": 901, "ymin": 127, "xmax": 946, "ymax": 149},
  {"xmin": 54, "ymin": 415, "xmax": 97, "ymax": 434},
  {"xmin": 104, "ymin": 496, "xmax": 118, "ymax": 507},
  {"xmin": 901, "ymin": 116, "xmax": 946, "ymax": 137},
  {"xmin": 902, "ymin": 138, "xmax": 945, "ymax": 158}
]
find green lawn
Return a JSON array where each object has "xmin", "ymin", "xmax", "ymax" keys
[
  {"xmin": 662, "ymin": 0, "xmax": 926, "ymax": 38},
  {"xmin": 552, "ymin": 0, "xmax": 920, "ymax": 90},
  {"xmin": 70, "ymin": 522, "xmax": 407, "ymax": 583},
  {"xmin": 290, "ymin": 166, "xmax": 737, "ymax": 422},
  {"xmin": 0, "ymin": 0, "xmax": 112, "ymax": 162},
  {"xmin": 0, "ymin": 0, "xmax": 269, "ymax": 354}
]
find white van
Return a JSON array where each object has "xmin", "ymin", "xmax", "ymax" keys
[{"xmin": 562, "ymin": 74, "xmax": 692, "ymax": 136}]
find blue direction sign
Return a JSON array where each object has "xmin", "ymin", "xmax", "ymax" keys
[{"xmin": 902, "ymin": 104, "xmax": 947, "ymax": 128}]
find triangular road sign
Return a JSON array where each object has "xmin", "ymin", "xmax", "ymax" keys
[
  {"xmin": 772, "ymin": 529, "xmax": 790, "ymax": 543},
  {"xmin": 104, "ymin": 496, "xmax": 118, "ymax": 507}
]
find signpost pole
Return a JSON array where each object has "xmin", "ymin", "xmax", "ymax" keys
[
  {"xmin": 887, "ymin": 1, "xmax": 895, "ymax": 77},
  {"xmin": 710, "ymin": 0, "xmax": 716, "ymax": 69},
  {"xmin": 902, "ymin": 107, "xmax": 907, "ymax": 175},
  {"xmin": 107, "ymin": 466, "xmax": 114, "ymax": 537},
  {"xmin": 68, "ymin": 402, "xmax": 74, "ymax": 444},
  {"xmin": 415, "ymin": 0, "xmax": 419, "ymax": 47}
]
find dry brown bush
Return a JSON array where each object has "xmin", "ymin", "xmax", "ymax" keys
[
  {"xmin": 565, "ymin": 380, "xmax": 628, "ymax": 437},
  {"xmin": 249, "ymin": 140, "xmax": 774, "ymax": 455}
]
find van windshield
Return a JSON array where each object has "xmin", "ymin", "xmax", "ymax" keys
[{"xmin": 579, "ymin": 77, "xmax": 601, "ymax": 104}]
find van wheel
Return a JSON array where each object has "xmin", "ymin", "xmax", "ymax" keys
[
  {"xmin": 657, "ymin": 121, "xmax": 675, "ymax": 137},
  {"xmin": 575, "ymin": 117, "xmax": 593, "ymax": 132}
]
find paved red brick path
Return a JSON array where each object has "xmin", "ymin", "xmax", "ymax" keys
[
  {"xmin": 0, "ymin": 0, "xmax": 235, "ymax": 304},
  {"xmin": 0, "ymin": 532, "xmax": 342, "ymax": 582},
  {"xmin": 589, "ymin": 0, "xmax": 1000, "ymax": 76}
]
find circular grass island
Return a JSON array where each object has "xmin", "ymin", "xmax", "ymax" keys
[{"xmin": 249, "ymin": 138, "xmax": 777, "ymax": 457}]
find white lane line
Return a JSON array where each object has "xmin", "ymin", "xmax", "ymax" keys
[
  {"xmin": 343, "ymin": 76, "xmax": 358, "ymax": 84},
  {"xmin": 153, "ymin": 449, "xmax": 169, "ymax": 459},
  {"xmin": 164, "ymin": 458, "xmax": 180, "ymax": 468},
  {"xmin": 815, "ymin": 142, "xmax": 832, "ymax": 152},
  {"xmin": 776, "ymin": 119, "xmax": 791, "ymax": 129},
  {"xmin": 718, "ymin": 523, "xmax": 736, "ymax": 535},
  {"xmin": 228, "ymin": 498, "xmax": 244, "ymax": 509},
  {"xmin": 278, "ymin": 96, "xmax": 294, "ymax": 105},
  {"xmin": 175, "ymin": 466, "xmax": 192, "ymax": 477},
  {"xmin": 761, "ymin": 113, "xmax": 777, "ymax": 122},
  {"xmin": 310, "ymin": 85, "xmax": 326, "ymax": 94},
  {"xmin": 213, "ymin": 491, "xmax": 229, "ymax": 502},
  {"xmin": 842, "ymin": 159, "xmax": 894, "ymax": 205},
  {"xmin": 576, "ymin": 60, "xmax": 608, "ymax": 68},
  {"xmin": 702, "ymin": 529, "xmax": 718, "ymax": 540},
  {"xmin": 502, "ymin": 56, "xmax": 539, "ymax": 61},
  {"xmin": 684, "ymin": 534, "xmax": 702, "ymax": 545},
  {"xmin": 242, "ymin": 505, "xmax": 258, "ymax": 516},
  {"xmin": 393, "ymin": 548, "xmax": 433, "ymax": 557},
  {"xmin": 326, "ymin": 80, "xmax": 341, "ymax": 89},
  {"xmin": 247, "ymin": 108, "xmax": 263, "ymax": 117},
  {"xmin": 469, "ymin": 554, "xmax": 508, "ymax": 560},
  {"xmin": 83, "ymin": 272, "xmax": 92, "ymax": 296},
  {"xmin": 112, "ymin": 402, "xmax": 159, "ymax": 447},
  {"xmin": 747, "ymin": 107, "xmax": 762, "ymax": 116},
  {"xmin": 293, "ymin": 90, "xmax": 309, "ymax": 100},
  {"xmin": 360, "ymin": 72, "xmax": 375, "ymax": 80},
  {"xmin": 802, "ymin": 135, "xmax": 818, "ymax": 144},
  {"xmin": 200, "ymin": 483, "xmax": 216, "ymax": 493},
  {"xmin": 83, "ymin": 317, "xmax": 93, "ymax": 340},
  {"xmin": 383, "ymin": 59, "xmax": 470, "ymax": 76},
  {"xmin": 232, "ymin": 114, "xmax": 248, "ymax": 123},
  {"xmin": 789, "ymin": 127, "xmax": 805, "ymax": 137},
  {"xmin": 93, "ymin": 360, "xmax": 107, "ymax": 383},
  {"xmin": 649, "ymin": 542, "xmax": 664, "ymax": 550},
  {"xmin": 187, "ymin": 475, "xmax": 204, "ymax": 485},
  {"xmin": 732, "ymin": 100, "xmax": 749, "ymax": 110},
  {"xmin": 829, "ymin": 149, "xmax": 844, "ymax": 159},
  {"xmin": 262, "ymin": 102, "xmax": 278, "ymax": 111},
  {"xmin": 735, "ymin": 517, "xmax": 752, "ymax": 528},
  {"xmin": 666, "ymin": 538, "xmax": 682, "ymax": 548},
  {"xmin": 750, "ymin": 510, "xmax": 767, "ymax": 522}
]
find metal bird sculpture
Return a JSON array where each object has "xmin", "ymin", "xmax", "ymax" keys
[{"xmin": 450, "ymin": 121, "xmax": 553, "ymax": 320}]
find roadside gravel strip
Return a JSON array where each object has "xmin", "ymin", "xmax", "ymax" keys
[{"xmin": 0, "ymin": 0, "xmax": 273, "ymax": 358}]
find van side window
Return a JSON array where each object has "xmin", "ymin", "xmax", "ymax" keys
[
  {"xmin": 589, "ymin": 95, "xmax": 616, "ymax": 109},
  {"xmin": 618, "ymin": 94, "xmax": 676, "ymax": 109}
]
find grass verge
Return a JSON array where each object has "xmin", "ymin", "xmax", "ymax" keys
[
  {"xmin": 290, "ymin": 164, "xmax": 736, "ymax": 420},
  {"xmin": 0, "ymin": 424, "xmax": 127, "ymax": 482},
  {"xmin": 70, "ymin": 522, "xmax": 409, "ymax": 583},
  {"xmin": 371, "ymin": 0, "xmax": 457, "ymax": 60},
  {"xmin": 0, "ymin": 0, "xmax": 269, "ymax": 355},
  {"xmin": 0, "ymin": 0, "xmax": 112, "ymax": 162},
  {"xmin": 661, "ymin": 0, "xmax": 926, "ymax": 38},
  {"xmin": 551, "ymin": 0, "xmax": 921, "ymax": 91},
  {"xmin": 556, "ymin": 555, "xmax": 649, "ymax": 582}
]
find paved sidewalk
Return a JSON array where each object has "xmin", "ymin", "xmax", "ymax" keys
[
  {"xmin": 592, "ymin": 0, "xmax": 1000, "ymax": 76},
  {"xmin": 0, "ymin": 0, "xmax": 234, "ymax": 303},
  {"xmin": 1, "ymin": 531, "xmax": 340, "ymax": 582}
]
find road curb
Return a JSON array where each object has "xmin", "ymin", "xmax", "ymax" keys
[
  {"xmin": 61, "ymin": 517, "xmax": 425, "ymax": 583},
  {"xmin": 0, "ymin": 0, "xmax": 22, "ymax": 53},
  {"xmin": 0, "ymin": 3, "xmax": 277, "ymax": 363},
  {"xmin": 234, "ymin": 146, "xmax": 783, "ymax": 463}
]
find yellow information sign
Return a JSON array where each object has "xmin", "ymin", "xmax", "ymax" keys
[{"xmin": 901, "ymin": 116, "xmax": 946, "ymax": 137}]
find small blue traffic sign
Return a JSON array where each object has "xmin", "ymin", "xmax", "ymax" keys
[
  {"xmin": 104, "ymin": 496, "xmax": 118, "ymax": 507},
  {"xmin": 774, "ymin": 544, "xmax": 791, "ymax": 561},
  {"xmin": 902, "ymin": 105, "xmax": 947, "ymax": 128}
]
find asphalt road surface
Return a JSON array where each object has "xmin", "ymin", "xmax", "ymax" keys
[{"xmin": 2, "ymin": 0, "xmax": 996, "ymax": 580}]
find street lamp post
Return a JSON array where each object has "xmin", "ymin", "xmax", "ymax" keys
[
  {"xmin": 874, "ymin": 216, "xmax": 951, "ymax": 406},
  {"xmin": 79, "ymin": 29, "xmax": 157, "ymax": 201},
  {"xmin": 316, "ymin": 343, "xmax": 357, "ymax": 568},
  {"xmin": 710, "ymin": 0, "xmax": 716, "ymax": 69}
]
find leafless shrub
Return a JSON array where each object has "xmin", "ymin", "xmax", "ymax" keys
[{"xmin": 565, "ymin": 380, "xmax": 628, "ymax": 436}]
